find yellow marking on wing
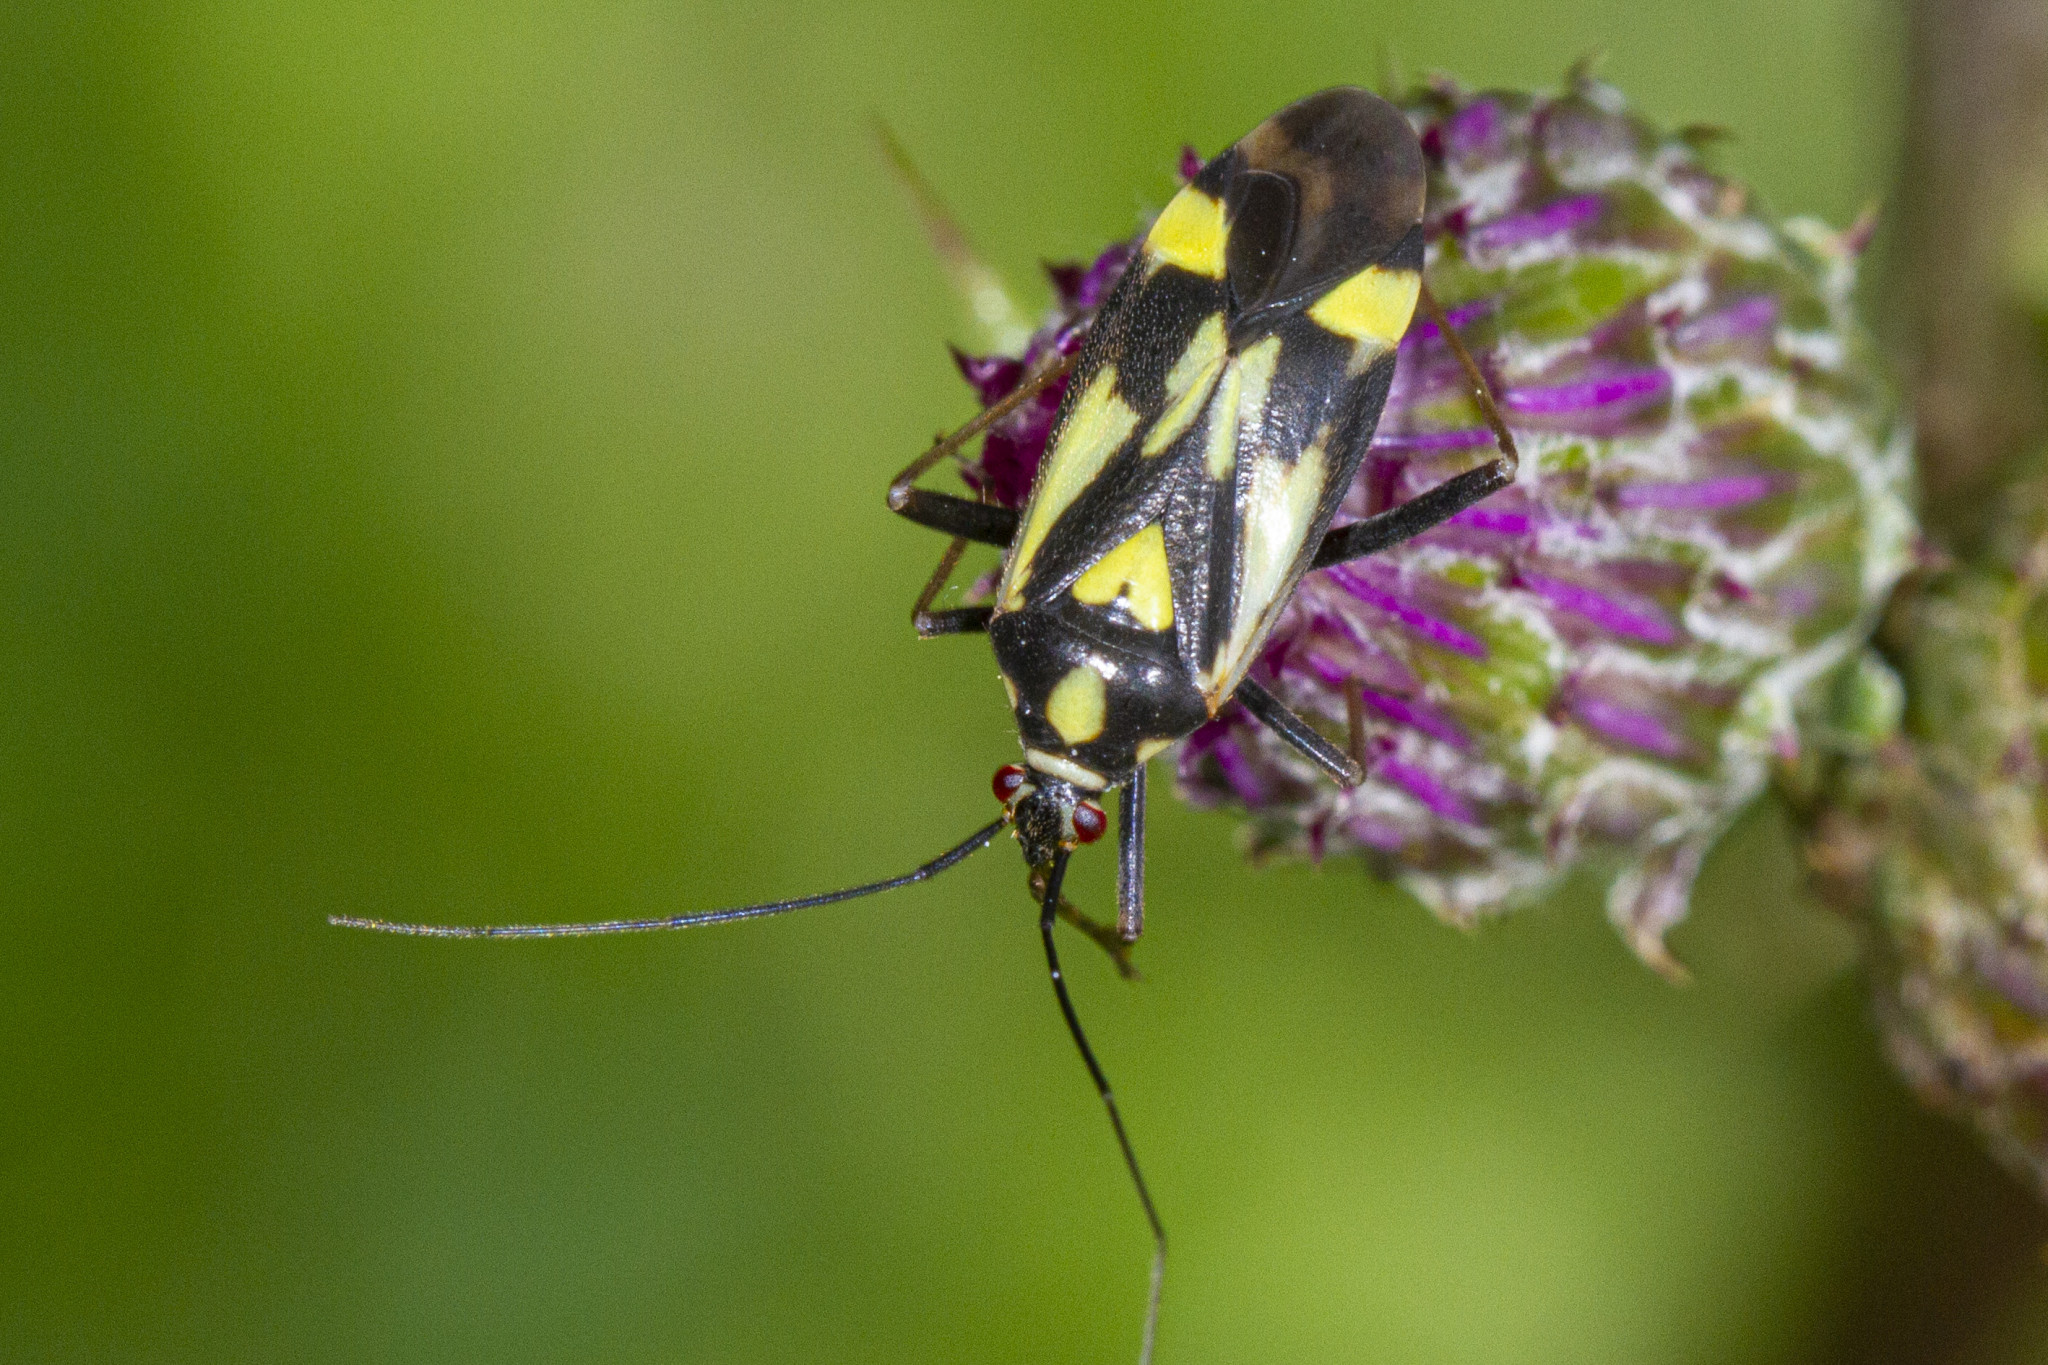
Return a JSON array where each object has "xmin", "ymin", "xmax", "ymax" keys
[
  {"xmin": 1192, "ymin": 336, "xmax": 1283, "ymax": 481},
  {"xmin": 1144, "ymin": 188, "xmax": 1228, "ymax": 279},
  {"xmin": 1134, "ymin": 737, "xmax": 1175, "ymax": 764},
  {"xmin": 1071, "ymin": 523, "xmax": 1175, "ymax": 631},
  {"xmin": 1205, "ymin": 436, "xmax": 1331, "ymax": 701},
  {"xmin": 1232, "ymin": 335, "xmax": 1283, "ymax": 444},
  {"xmin": 1045, "ymin": 666, "xmax": 1108, "ymax": 745},
  {"xmin": 1144, "ymin": 315, "xmax": 1228, "ymax": 456},
  {"xmin": 1202, "ymin": 358, "xmax": 1244, "ymax": 480},
  {"xmin": 999, "ymin": 366, "xmax": 1140, "ymax": 609},
  {"xmin": 1166, "ymin": 314, "xmax": 1227, "ymax": 394},
  {"xmin": 1307, "ymin": 265, "xmax": 1420, "ymax": 370}
]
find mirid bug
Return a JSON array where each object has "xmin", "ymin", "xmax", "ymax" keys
[{"xmin": 336, "ymin": 87, "xmax": 1518, "ymax": 1364}]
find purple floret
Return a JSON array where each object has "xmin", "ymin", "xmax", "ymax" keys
[
  {"xmin": 1515, "ymin": 569, "xmax": 1684, "ymax": 646},
  {"xmin": 1668, "ymin": 295, "xmax": 1779, "ymax": 352},
  {"xmin": 1323, "ymin": 563, "xmax": 1489, "ymax": 658},
  {"xmin": 1357, "ymin": 687, "xmax": 1472, "ymax": 750},
  {"xmin": 1377, "ymin": 755, "xmax": 1480, "ymax": 825},
  {"xmin": 1469, "ymin": 194, "xmax": 1604, "ymax": 255},
  {"xmin": 1502, "ymin": 366, "xmax": 1672, "ymax": 420},
  {"xmin": 1613, "ymin": 472, "xmax": 1781, "ymax": 511},
  {"xmin": 1370, "ymin": 427, "xmax": 1497, "ymax": 454},
  {"xmin": 1564, "ymin": 689, "xmax": 1696, "ymax": 762}
]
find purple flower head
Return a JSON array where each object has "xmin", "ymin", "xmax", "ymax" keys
[{"xmin": 930, "ymin": 75, "xmax": 1909, "ymax": 971}]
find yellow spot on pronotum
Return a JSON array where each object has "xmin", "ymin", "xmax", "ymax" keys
[
  {"xmin": 1135, "ymin": 737, "xmax": 1175, "ymax": 764},
  {"xmin": 1045, "ymin": 666, "xmax": 1108, "ymax": 746},
  {"xmin": 1307, "ymin": 265, "xmax": 1420, "ymax": 368},
  {"xmin": 1144, "ymin": 188, "xmax": 1228, "ymax": 279},
  {"xmin": 1000, "ymin": 366, "xmax": 1140, "ymax": 609},
  {"xmin": 1072, "ymin": 523, "xmax": 1175, "ymax": 631}
]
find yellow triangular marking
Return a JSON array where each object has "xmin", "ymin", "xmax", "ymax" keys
[
  {"xmin": 1071, "ymin": 523, "xmax": 1175, "ymax": 631},
  {"xmin": 1144, "ymin": 315, "xmax": 1228, "ymax": 457},
  {"xmin": 1000, "ymin": 366, "xmax": 1139, "ymax": 609}
]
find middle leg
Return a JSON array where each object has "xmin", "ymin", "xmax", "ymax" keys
[
  {"xmin": 885, "ymin": 350, "xmax": 1072, "ymax": 546},
  {"xmin": 1312, "ymin": 282, "xmax": 1520, "ymax": 570},
  {"xmin": 1234, "ymin": 677, "xmax": 1365, "ymax": 787},
  {"xmin": 908, "ymin": 534, "xmax": 994, "ymax": 638}
]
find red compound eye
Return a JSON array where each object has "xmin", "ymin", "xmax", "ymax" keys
[
  {"xmin": 992, "ymin": 764, "xmax": 1029, "ymax": 803},
  {"xmin": 1071, "ymin": 800, "xmax": 1108, "ymax": 844}
]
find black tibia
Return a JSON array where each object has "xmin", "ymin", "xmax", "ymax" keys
[
  {"xmin": 1039, "ymin": 852, "xmax": 1166, "ymax": 1365},
  {"xmin": 1309, "ymin": 457, "xmax": 1515, "ymax": 568},
  {"xmin": 1310, "ymin": 280, "xmax": 1521, "ymax": 571},
  {"xmin": 884, "ymin": 351, "xmax": 1072, "ymax": 545},
  {"xmin": 1117, "ymin": 767, "xmax": 1146, "ymax": 943},
  {"xmin": 908, "ymin": 535, "xmax": 994, "ymax": 638},
  {"xmin": 914, "ymin": 606, "xmax": 994, "ymax": 637},
  {"xmin": 1234, "ymin": 677, "xmax": 1365, "ymax": 787}
]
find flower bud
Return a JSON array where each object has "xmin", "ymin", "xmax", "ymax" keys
[{"xmin": 1803, "ymin": 466, "xmax": 2048, "ymax": 1195}]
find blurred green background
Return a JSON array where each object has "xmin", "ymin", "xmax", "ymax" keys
[{"xmin": 7, "ymin": 2, "xmax": 2047, "ymax": 1361}]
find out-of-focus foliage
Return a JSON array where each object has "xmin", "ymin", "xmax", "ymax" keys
[{"xmin": 1802, "ymin": 221, "xmax": 2048, "ymax": 1197}]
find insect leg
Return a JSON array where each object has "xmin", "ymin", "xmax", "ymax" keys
[
  {"xmin": 885, "ymin": 351, "xmax": 1073, "ymax": 545},
  {"xmin": 908, "ymin": 535, "xmax": 994, "ymax": 638},
  {"xmin": 1310, "ymin": 282, "xmax": 1520, "ymax": 570},
  {"xmin": 1039, "ymin": 850, "xmax": 1166, "ymax": 1365},
  {"xmin": 889, "ymin": 492, "xmax": 1018, "ymax": 547},
  {"xmin": 1234, "ymin": 677, "xmax": 1366, "ymax": 787},
  {"xmin": 1343, "ymin": 678, "xmax": 1370, "ymax": 771},
  {"xmin": 1052, "ymin": 897, "xmax": 1140, "ymax": 979},
  {"xmin": 1116, "ymin": 767, "xmax": 1146, "ymax": 943}
]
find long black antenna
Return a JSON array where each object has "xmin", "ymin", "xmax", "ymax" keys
[
  {"xmin": 330, "ymin": 820, "xmax": 1005, "ymax": 938},
  {"xmin": 1039, "ymin": 850, "xmax": 1166, "ymax": 1365}
]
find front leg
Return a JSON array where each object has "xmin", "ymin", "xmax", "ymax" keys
[
  {"xmin": 1116, "ymin": 766, "xmax": 1146, "ymax": 943},
  {"xmin": 885, "ymin": 350, "xmax": 1072, "ymax": 546},
  {"xmin": 1029, "ymin": 864, "xmax": 1142, "ymax": 979},
  {"xmin": 889, "ymin": 491, "xmax": 1018, "ymax": 548},
  {"xmin": 907, "ymin": 535, "xmax": 995, "ymax": 637}
]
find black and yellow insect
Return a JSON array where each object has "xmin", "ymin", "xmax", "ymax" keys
[{"xmin": 338, "ymin": 86, "xmax": 1517, "ymax": 1364}]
